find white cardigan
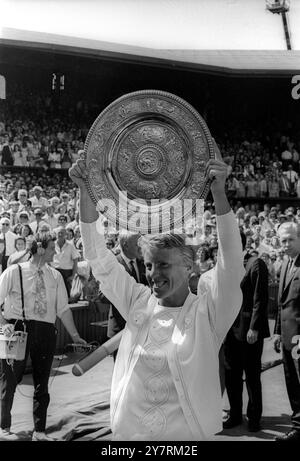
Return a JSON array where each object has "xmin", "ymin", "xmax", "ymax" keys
[{"xmin": 80, "ymin": 211, "xmax": 244, "ymax": 440}]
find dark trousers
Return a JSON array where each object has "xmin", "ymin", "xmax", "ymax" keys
[
  {"xmin": 0, "ymin": 320, "xmax": 56, "ymax": 432},
  {"xmin": 56, "ymin": 268, "xmax": 73, "ymax": 297},
  {"xmin": 282, "ymin": 345, "xmax": 300, "ymax": 430},
  {"xmin": 1, "ymin": 255, "xmax": 9, "ymax": 272},
  {"xmin": 219, "ymin": 343, "xmax": 226, "ymax": 396},
  {"xmin": 224, "ymin": 331, "xmax": 264, "ymax": 423}
]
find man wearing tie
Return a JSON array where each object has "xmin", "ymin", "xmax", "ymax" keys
[
  {"xmin": 107, "ymin": 231, "xmax": 148, "ymax": 359},
  {"xmin": 0, "ymin": 231, "xmax": 86, "ymax": 441},
  {"xmin": 274, "ymin": 222, "xmax": 300, "ymax": 441}
]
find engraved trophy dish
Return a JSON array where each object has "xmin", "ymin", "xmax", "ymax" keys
[{"xmin": 83, "ymin": 90, "xmax": 214, "ymax": 233}]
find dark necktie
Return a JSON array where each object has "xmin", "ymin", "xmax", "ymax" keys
[
  {"xmin": 284, "ymin": 258, "xmax": 294, "ymax": 287},
  {"xmin": 129, "ymin": 260, "xmax": 139, "ymax": 282}
]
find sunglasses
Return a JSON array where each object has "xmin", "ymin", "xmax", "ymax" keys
[{"xmin": 2, "ymin": 223, "xmax": 9, "ymax": 226}]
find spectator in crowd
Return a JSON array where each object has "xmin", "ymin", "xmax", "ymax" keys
[
  {"xmin": 73, "ymin": 225, "xmax": 81, "ymax": 249},
  {"xmin": 43, "ymin": 204, "xmax": 58, "ymax": 231},
  {"xmin": 61, "ymin": 150, "xmax": 72, "ymax": 169},
  {"xmin": 0, "ymin": 232, "xmax": 86, "ymax": 441},
  {"xmin": 30, "ymin": 208, "xmax": 47, "ymax": 234},
  {"xmin": 17, "ymin": 189, "xmax": 29, "ymax": 213},
  {"xmin": 0, "ymin": 217, "xmax": 16, "ymax": 272},
  {"xmin": 66, "ymin": 227, "xmax": 75, "ymax": 245},
  {"xmin": 223, "ymin": 246, "xmax": 269, "ymax": 432},
  {"xmin": 52, "ymin": 226, "xmax": 79, "ymax": 297},
  {"xmin": 284, "ymin": 164, "xmax": 298, "ymax": 196},
  {"xmin": 268, "ymin": 174, "xmax": 280, "ymax": 198},
  {"xmin": 49, "ymin": 196, "xmax": 60, "ymax": 212},
  {"xmin": 281, "ymin": 146, "xmax": 293, "ymax": 170},
  {"xmin": 196, "ymin": 245, "xmax": 214, "ymax": 276},
  {"xmin": 54, "ymin": 214, "xmax": 68, "ymax": 233},
  {"xmin": 260, "ymin": 252, "xmax": 276, "ymax": 284},
  {"xmin": 20, "ymin": 223, "xmax": 34, "ymax": 240},
  {"xmin": 66, "ymin": 210, "xmax": 79, "ymax": 232},
  {"xmin": 1, "ymin": 143, "xmax": 14, "ymax": 166},
  {"xmin": 29, "ymin": 186, "xmax": 48, "ymax": 211},
  {"xmin": 13, "ymin": 211, "xmax": 30, "ymax": 235},
  {"xmin": 7, "ymin": 200, "xmax": 19, "ymax": 228},
  {"xmin": 278, "ymin": 171, "xmax": 290, "ymax": 197},
  {"xmin": 256, "ymin": 172, "xmax": 268, "ymax": 198},
  {"xmin": 56, "ymin": 203, "xmax": 68, "ymax": 215},
  {"xmin": 7, "ymin": 236, "xmax": 31, "ymax": 266}
]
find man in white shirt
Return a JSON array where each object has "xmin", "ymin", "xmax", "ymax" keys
[
  {"xmin": 0, "ymin": 217, "xmax": 17, "ymax": 271},
  {"xmin": 69, "ymin": 141, "xmax": 244, "ymax": 441},
  {"xmin": 7, "ymin": 201, "xmax": 19, "ymax": 228},
  {"xmin": 29, "ymin": 186, "xmax": 48, "ymax": 211},
  {"xmin": 52, "ymin": 226, "xmax": 79, "ymax": 297},
  {"xmin": 17, "ymin": 189, "xmax": 28, "ymax": 213},
  {"xmin": 0, "ymin": 232, "xmax": 86, "ymax": 441},
  {"xmin": 284, "ymin": 164, "xmax": 298, "ymax": 195},
  {"xmin": 30, "ymin": 208, "xmax": 48, "ymax": 234},
  {"xmin": 44, "ymin": 204, "xmax": 58, "ymax": 231}
]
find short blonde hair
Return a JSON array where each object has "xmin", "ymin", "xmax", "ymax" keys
[{"xmin": 138, "ymin": 233, "xmax": 194, "ymax": 267}]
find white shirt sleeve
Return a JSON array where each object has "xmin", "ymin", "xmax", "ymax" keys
[{"xmin": 54, "ymin": 269, "xmax": 69, "ymax": 318}]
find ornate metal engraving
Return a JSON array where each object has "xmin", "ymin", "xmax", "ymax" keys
[{"xmin": 84, "ymin": 90, "xmax": 214, "ymax": 233}]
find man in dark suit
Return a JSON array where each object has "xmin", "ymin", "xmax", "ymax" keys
[
  {"xmin": 223, "ymin": 247, "xmax": 269, "ymax": 432},
  {"xmin": 274, "ymin": 222, "xmax": 300, "ymax": 441},
  {"xmin": 107, "ymin": 231, "xmax": 148, "ymax": 359}
]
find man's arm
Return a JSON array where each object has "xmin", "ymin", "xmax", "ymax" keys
[
  {"xmin": 71, "ymin": 258, "xmax": 78, "ymax": 278},
  {"xmin": 60, "ymin": 309, "xmax": 86, "ymax": 345}
]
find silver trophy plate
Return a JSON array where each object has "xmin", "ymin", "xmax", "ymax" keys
[{"xmin": 84, "ymin": 90, "xmax": 214, "ymax": 233}]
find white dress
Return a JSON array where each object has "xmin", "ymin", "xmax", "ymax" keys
[{"xmin": 113, "ymin": 303, "xmax": 193, "ymax": 441}]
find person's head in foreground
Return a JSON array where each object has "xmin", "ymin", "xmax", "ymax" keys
[{"xmin": 277, "ymin": 222, "xmax": 300, "ymax": 259}]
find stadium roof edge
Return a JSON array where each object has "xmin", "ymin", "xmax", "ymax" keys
[{"xmin": 0, "ymin": 28, "xmax": 300, "ymax": 77}]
